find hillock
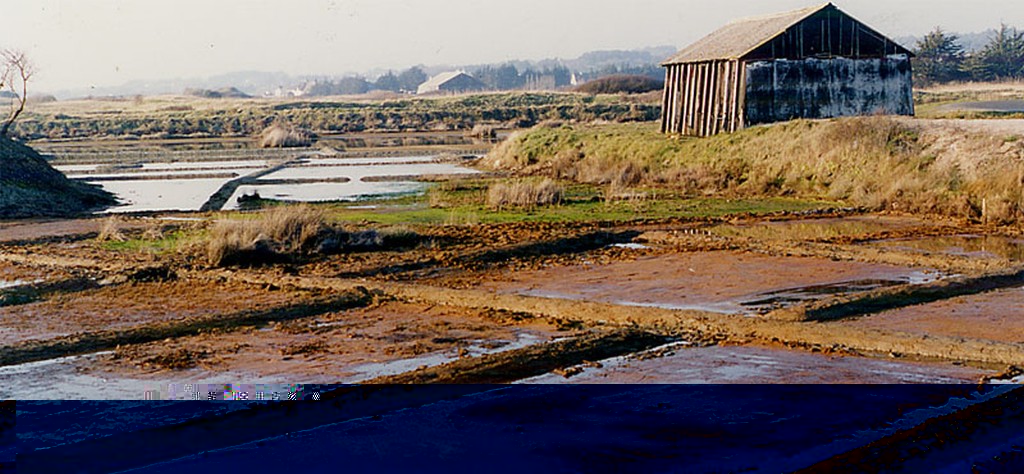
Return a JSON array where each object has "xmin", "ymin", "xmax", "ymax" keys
[{"xmin": 0, "ymin": 136, "xmax": 116, "ymax": 218}]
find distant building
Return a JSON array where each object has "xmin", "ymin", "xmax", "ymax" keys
[
  {"xmin": 416, "ymin": 71, "xmax": 487, "ymax": 95},
  {"xmin": 660, "ymin": 2, "xmax": 914, "ymax": 137},
  {"xmin": 266, "ymin": 86, "xmax": 306, "ymax": 98}
]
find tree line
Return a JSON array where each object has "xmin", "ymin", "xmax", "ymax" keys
[
  {"xmin": 301, "ymin": 62, "xmax": 664, "ymax": 97},
  {"xmin": 913, "ymin": 24, "xmax": 1024, "ymax": 84}
]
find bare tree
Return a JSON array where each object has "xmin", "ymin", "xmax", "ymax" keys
[{"xmin": 1, "ymin": 49, "xmax": 33, "ymax": 137}]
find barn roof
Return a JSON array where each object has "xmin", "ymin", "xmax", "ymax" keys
[
  {"xmin": 416, "ymin": 71, "xmax": 485, "ymax": 94},
  {"xmin": 661, "ymin": 3, "xmax": 912, "ymax": 65}
]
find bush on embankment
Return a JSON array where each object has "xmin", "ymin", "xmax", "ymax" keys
[
  {"xmin": 481, "ymin": 117, "xmax": 1024, "ymax": 225},
  {"xmin": 257, "ymin": 122, "xmax": 315, "ymax": 148}
]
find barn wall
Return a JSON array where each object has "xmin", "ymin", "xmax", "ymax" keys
[
  {"xmin": 660, "ymin": 60, "xmax": 745, "ymax": 136},
  {"xmin": 743, "ymin": 55, "xmax": 913, "ymax": 125}
]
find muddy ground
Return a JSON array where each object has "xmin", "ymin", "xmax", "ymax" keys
[{"xmin": 1, "ymin": 208, "xmax": 1023, "ymax": 397}]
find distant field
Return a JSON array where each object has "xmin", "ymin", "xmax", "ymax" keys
[
  {"xmin": 914, "ymin": 81, "xmax": 1024, "ymax": 118},
  {"xmin": 12, "ymin": 92, "xmax": 660, "ymax": 142}
]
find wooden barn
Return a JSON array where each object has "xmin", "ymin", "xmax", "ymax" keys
[{"xmin": 660, "ymin": 2, "xmax": 914, "ymax": 136}]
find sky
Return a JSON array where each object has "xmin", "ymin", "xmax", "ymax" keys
[{"xmin": 2, "ymin": 0, "xmax": 1022, "ymax": 94}]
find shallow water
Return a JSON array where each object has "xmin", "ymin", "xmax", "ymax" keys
[
  {"xmin": 97, "ymin": 178, "xmax": 231, "ymax": 213},
  {"xmin": 709, "ymin": 216, "xmax": 927, "ymax": 241},
  {"xmin": 261, "ymin": 162, "xmax": 479, "ymax": 181},
  {"xmin": 342, "ymin": 331, "xmax": 544, "ymax": 382},
  {"xmin": 869, "ymin": 234, "xmax": 1024, "ymax": 261},
  {"xmin": 0, "ymin": 279, "xmax": 34, "ymax": 290},
  {"xmin": 224, "ymin": 181, "xmax": 428, "ymax": 209},
  {"xmin": 68, "ymin": 151, "xmax": 480, "ymax": 212},
  {"xmin": 69, "ymin": 168, "xmax": 263, "ymax": 180},
  {"xmin": 297, "ymin": 156, "xmax": 438, "ymax": 166}
]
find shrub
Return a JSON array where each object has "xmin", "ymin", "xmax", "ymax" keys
[
  {"xmin": 486, "ymin": 179, "xmax": 563, "ymax": 210},
  {"xmin": 257, "ymin": 122, "xmax": 315, "ymax": 148},
  {"xmin": 574, "ymin": 75, "xmax": 664, "ymax": 95},
  {"xmin": 97, "ymin": 216, "xmax": 127, "ymax": 242}
]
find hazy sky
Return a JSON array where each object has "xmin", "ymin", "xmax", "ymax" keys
[{"xmin": 2, "ymin": 0, "xmax": 1021, "ymax": 94}]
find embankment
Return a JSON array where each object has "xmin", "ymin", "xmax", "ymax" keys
[
  {"xmin": 0, "ymin": 136, "xmax": 116, "ymax": 218},
  {"xmin": 481, "ymin": 118, "xmax": 1024, "ymax": 225}
]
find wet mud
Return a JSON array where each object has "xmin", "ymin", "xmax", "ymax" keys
[
  {"xmin": 835, "ymin": 286, "xmax": 1024, "ymax": 344},
  {"xmin": 474, "ymin": 251, "xmax": 942, "ymax": 314},
  {"xmin": 3, "ymin": 210, "xmax": 1024, "ymax": 391}
]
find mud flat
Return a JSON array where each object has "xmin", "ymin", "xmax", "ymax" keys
[
  {"xmin": 89, "ymin": 300, "xmax": 565, "ymax": 383},
  {"xmin": 834, "ymin": 286, "xmax": 1024, "ymax": 344},
  {"xmin": 521, "ymin": 343, "xmax": 991, "ymax": 384},
  {"xmin": 475, "ymin": 251, "xmax": 943, "ymax": 314},
  {"xmin": 0, "ymin": 280, "xmax": 315, "ymax": 346},
  {"xmin": 0, "ymin": 218, "xmax": 111, "ymax": 243}
]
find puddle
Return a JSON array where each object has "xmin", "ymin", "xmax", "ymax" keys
[
  {"xmin": 710, "ymin": 216, "xmax": 927, "ymax": 241},
  {"xmin": 609, "ymin": 243, "xmax": 649, "ymax": 250},
  {"xmin": 868, "ymin": 234, "xmax": 1024, "ymax": 261},
  {"xmin": 519, "ymin": 344, "xmax": 990, "ymax": 384},
  {"xmin": 342, "ymin": 331, "xmax": 544, "ymax": 382},
  {"xmin": 0, "ymin": 279, "xmax": 40, "ymax": 290},
  {"xmin": 0, "ymin": 351, "xmax": 152, "ymax": 399},
  {"xmin": 739, "ymin": 270, "xmax": 943, "ymax": 312}
]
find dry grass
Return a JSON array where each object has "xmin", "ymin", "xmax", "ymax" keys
[
  {"xmin": 206, "ymin": 205, "xmax": 325, "ymax": 266},
  {"xmin": 483, "ymin": 117, "xmax": 1024, "ymax": 225},
  {"xmin": 468, "ymin": 124, "xmax": 497, "ymax": 139},
  {"xmin": 486, "ymin": 179, "xmax": 563, "ymax": 211},
  {"xmin": 96, "ymin": 216, "xmax": 127, "ymax": 242},
  {"xmin": 257, "ymin": 123, "xmax": 314, "ymax": 148}
]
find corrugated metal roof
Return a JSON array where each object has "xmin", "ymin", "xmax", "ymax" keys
[{"xmin": 662, "ymin": 3, "xmax": 852, "ymax": 65}]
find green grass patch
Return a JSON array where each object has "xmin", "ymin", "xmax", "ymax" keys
[
  {"xmin": 100, "ymin": 229, "xmax": 196, "ymax": 254},
  {"xmin": 320, "ymin": 181, "xmax": 838, "ymax": 225}
]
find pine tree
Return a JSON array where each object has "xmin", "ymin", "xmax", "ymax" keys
[
  {"xmin": 913, "ymin": 27, "xmax": 965, "ymax": 84},
  {"xmin": 967, "ymin": 24, "xmax": 1024, "ymax": 81}
]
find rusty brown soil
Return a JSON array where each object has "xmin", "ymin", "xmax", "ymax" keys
[{"xmin": 2, "ymin": 211, "xmax": 1022, "ymax": 385}]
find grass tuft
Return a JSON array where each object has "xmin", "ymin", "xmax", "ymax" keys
[
  {"xmin": 207, "ymin": 205, "xmax": 325, "ymax": 266},
  {"xmin": 486, "ymin": 179, "xmax": 563, "ymax": 211},
  {"xmin": 257, "ymin": 122, "xmax": 315, "ymax": 148}
]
